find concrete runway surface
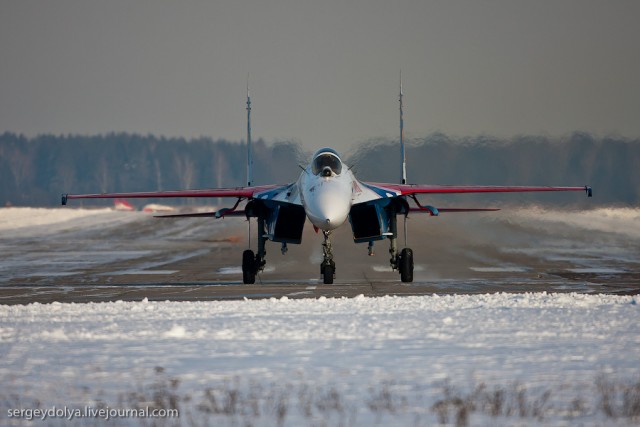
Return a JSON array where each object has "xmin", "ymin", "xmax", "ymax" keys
[{"xmin": 1, "ymin": 207, "xmax": 638, "ymax": 304}]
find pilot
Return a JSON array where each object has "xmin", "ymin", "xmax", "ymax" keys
[{"xmin": 312, "ymin": 150, "xmax": 342, "ymax": 176}]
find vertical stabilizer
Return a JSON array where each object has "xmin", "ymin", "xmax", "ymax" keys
[
  {"xmin": 399, "ymin": 72, "xmax": 407, "ymax": 184},
  {"xmin": 246, "ymin": 76, "xmax": 253, "ymax": 187}
]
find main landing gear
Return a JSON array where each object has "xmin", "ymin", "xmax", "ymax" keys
[
  {"xmin": 242, "ymin": 249, "xmax": 257, "ymax": 284},
  {"xmin": 398, "ymin": 247, "xmax": 414, "ymax": 282},
  {"xmin": 389, "ymin": 243, "xmax": 414, "ymax": 283},
  {"xmin": 241, "ymin": 216, "xmax": 266, "ymax": 284},
  {"xmin": 242, "ymin": 248, "xmax": 267, "ymax": 284},
  {"xmin": 321, "ymin": 230, "xmax": 335, "ymax": 284},
  {"xmin": 387, "ymin": 211, "xmax": 414, "ymax": 283}
]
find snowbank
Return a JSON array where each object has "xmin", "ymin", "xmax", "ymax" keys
[{"xmin": 1, "ymin": 293, "xmax": 638, "ymax": 426}]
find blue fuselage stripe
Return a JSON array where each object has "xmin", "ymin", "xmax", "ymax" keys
[{"xmin": 361, "ymin": 183, "xmax": 394, "ymax": 199}]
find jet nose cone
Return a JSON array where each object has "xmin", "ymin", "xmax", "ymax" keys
[
  {"xmin": 307, "ymin": 189, "xmax": 351, "ymax": 231},
  {"xmin": 324, "ymin": 217, "xmax": 338, "ymax": 228},
  {"xmin": 313, "ymin": 208, "xmax": 344, "ymax": 229},
  {"xmin": 302, "ymin": 174, "xmax": 353, "ymax": 231}
]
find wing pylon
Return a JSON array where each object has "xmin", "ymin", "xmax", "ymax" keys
[{"xmin": 154, "ymin": 198, "xmax": 246, "ymax": 219}]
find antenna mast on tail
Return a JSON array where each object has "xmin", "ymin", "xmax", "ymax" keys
[
  {"xmin": 246, "ymin": 76, "xmax": 253, "ymax": 187},
  {"xmin": 399, "ymin": 71, "xmax": 407, "ymax": 184}
]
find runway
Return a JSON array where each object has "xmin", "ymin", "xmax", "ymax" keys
[{"xmin": 1, "ymin": 207, "xmax": 638, "ymax": 304}]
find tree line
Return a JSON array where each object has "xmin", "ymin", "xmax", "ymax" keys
[
  {"xmin": 0, "ymin": 133, "xmax": 303, "ymax": 207},
  {"xmin": 350, "ymin": 132, "xmax": 639, "ymax": 207},
  {"xmin": 1, "ymin": 131, "xmax": 637, "ymax": 207}
]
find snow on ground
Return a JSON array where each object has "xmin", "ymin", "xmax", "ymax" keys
[
  {"xmin": 509, "ymin": 207, "xmax": 640, "ymax": 240},
  {"xmin": 0, "ymin": 207, "xmax": 145, "ymax": 238},
  {"xmin": 0, "ymin": 208, "xmax": 151, "ymax": 283},
  {"xmin": 1, "ymin": 293, "xmax": 639, "ymax": 426},
  {"xmin": 0, "ymin": 208, "xmax": 232, "ymax": 283}
]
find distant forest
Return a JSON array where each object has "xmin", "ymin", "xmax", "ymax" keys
[{"xmin": 1, "ymin": 132, "xmax": 638, "ymax": 207}]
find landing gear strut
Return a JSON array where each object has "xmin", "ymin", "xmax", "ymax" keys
[{"xmin": 321, "ymin": 230, "xmax": 335, "ymax": 284}]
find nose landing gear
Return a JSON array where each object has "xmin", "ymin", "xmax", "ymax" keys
[{"xmin": 321, "ymin": 230, "xmax": 335, "ymax": 284}]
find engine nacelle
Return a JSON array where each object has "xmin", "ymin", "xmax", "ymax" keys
[
  {"xmin": 246, "ymin": 200, "xmax": 306, "ymax": 244},
  {"xmin": 266, "ymin": 203, "xmax": 306, "ymax": 244},
  {"xmin": 348, "ymin": 202, "xmax": 390, "ymax": 243}
]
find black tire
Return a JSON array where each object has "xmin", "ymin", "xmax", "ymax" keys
[
  {"xmin": 242, "ymin": 249, "xmax": 256, "ymax": 284},
  {"xmin": 399, "ymin": 248, "xmax": 414, "ymax": 283},
  {"xmin": 322, "ymin": 263, "xmax": 334, "ymax": 285}
]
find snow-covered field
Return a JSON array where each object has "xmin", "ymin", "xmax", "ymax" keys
[{"xmin": 1, "ymin": 293, "xmax": 639, "ymax": 426}]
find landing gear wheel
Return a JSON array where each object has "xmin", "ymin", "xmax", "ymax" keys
[
  {"xmin": 322, "ymin": 262, "xmax": 335, "ymax": 285},
  {"xmin": 399, "ymin": 248, "xmax": 414, "ymax": 283},
  {"xmin": 242, "ymin": 249, "xmax": 256, "ymax": 284}
]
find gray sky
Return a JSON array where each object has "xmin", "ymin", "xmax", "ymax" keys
[{"xmin": 1, "ymin": 0, "xmax": 639, "ymax": 152}]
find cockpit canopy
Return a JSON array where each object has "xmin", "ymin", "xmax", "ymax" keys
[{"xmin": 311, "ymin": 148, "xmax": 343, "ymax": 176}]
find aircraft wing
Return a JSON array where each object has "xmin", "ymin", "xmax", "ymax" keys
[
  {"xmin": 356, "ymin": 182, "xmax": 591, "ymax": 216},
  {"xmin": 61, "ymin": 184, "xmax": 288, "ymax": 205},
  {"xmin": 364, "ymin": 183, "xmax": 593, "ymax": 197}
]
